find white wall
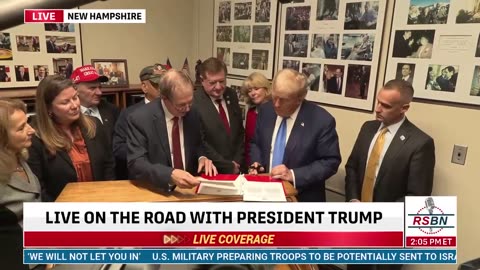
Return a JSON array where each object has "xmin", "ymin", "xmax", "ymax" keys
[{"xmin": 81, "ymin": 0, "xmax": 195, "ymax": 84}]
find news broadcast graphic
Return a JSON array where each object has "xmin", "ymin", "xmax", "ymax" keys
[
  {"xmin": 24, "ymin": 202, "xmax": 404, "ymax": 248},
  {"xmin": 405, "ymin": 196, "xmax": 457, "ymax": 248},
  {"xmin": 23, "ymin": 200, "xmax": 457, "ymax": 264},
  {"xmin": 24, "ymin": 9, "xmax": 146, "ymax": 24},
  {"xmin": 24, "ymin": 249, "xmax": 457, "ymax": 264}
]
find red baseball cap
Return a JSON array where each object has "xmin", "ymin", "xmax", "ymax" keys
[{"xmin": 70, "ymin": 65, "xmax": 109, "ymax": 83}]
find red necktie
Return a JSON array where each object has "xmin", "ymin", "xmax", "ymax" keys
[
  {"xmin": 216, "ymin": 99, "xmax": 231, "ymax": 135},
  {"xmin": 171, "ymin": 117, "xmax": 184, "ymax": 170}
]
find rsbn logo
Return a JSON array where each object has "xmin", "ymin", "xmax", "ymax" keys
[{"xmin": 407, "ymin": 197, "xmax": 454, "ymax": 235}]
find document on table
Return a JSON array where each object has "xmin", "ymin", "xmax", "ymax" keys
[{"xmin": 242, "ymin": 181, "xmax": 287, "ymax": 202}]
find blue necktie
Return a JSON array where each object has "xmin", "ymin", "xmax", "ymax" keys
[{"xmin": 271, "ymin": 117, "xmax": 287, "ymax": 168}]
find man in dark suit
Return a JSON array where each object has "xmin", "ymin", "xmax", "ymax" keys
[
  {"xmin": 71, "ymin": 65, "xmax": 120, "ymax": 146},
  {"xmin": 326, "ymin": 68, "xmax": 343, "ymax": 94},
  {"xmin": 46, "ymin": 36, "xmax": 58, "ymax": 53},
  {"xmin": 113, "ymin": 64, "xmax": 169, "ymax": 179},
  {"xmin": 127, "ymin": 69, "xmax": 217, "ymax": 190},
  {"xmin": 194, "ymin": 57, "xmax": 245, "ymax": 174},
  {"xmin": 249, "ymin": 69, "xmax": 341, "ymax": 202},
  {"xmin": 396, "ymin": 64, "xmax": 414, "ymax": 84},
  {"xmin": 393, "ymin": 30, "xmax": 413, "ymax": 58},
  {"xmin": 15, "ymin": 66, "xmax": 29, "ymax": 81},
  {"xmin": 345, "ymin": 79, "xmax": 435, "ymax": 270}
]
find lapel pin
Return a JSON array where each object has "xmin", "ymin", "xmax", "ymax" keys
[
  {"xmin": 227, "ymin": 100, "xmax": 230, "ymax": 105},
  {"xmin": 301, "ymin": 122, "xmax": 304, "ymax": 127},
  {"xmin": 104, "ymin": 118, "xmax": 108, "ymax": 122},
  {"xmin": 400, "ymin": 135, "xmax": 405, "ymax": 141}
]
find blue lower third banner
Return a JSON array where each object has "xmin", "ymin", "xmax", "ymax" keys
[{"xmin": 24, "ymin": 249, "xmax": 456, "ymax": 264}]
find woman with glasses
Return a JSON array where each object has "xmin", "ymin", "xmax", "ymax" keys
[
  {"xmin": 0, "ymin": 98, "xmax": 39, "ymax": 270},
  {"xmin": 28, "ymin": 75, "xmax": 115, "ymax": 201},
  {"xmin": 240, "ymin": 72, "xmax": 271, "ymax": 166}
]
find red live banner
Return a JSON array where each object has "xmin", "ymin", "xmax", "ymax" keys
[
  {"xmin": 24, "ymin": 231, "xmax": 404, "ymax": 247},
  {"xmin": 24, "ymin": 10, "xmax": 64, "ymax": 23}
]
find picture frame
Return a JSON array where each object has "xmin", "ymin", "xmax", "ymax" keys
[
  {"xmin": 213, "ymin": 0, "xmax": 278, "ymax": 79},
  {"xmin": 277, "ymin": 0, "xmax": 387, "ymax": 112},
  {"xmin": 0, "ymin": 22, "xmax": 82, "ymax": 89},
  {"xmin": 385, "ymin": 0, "xmax": 480, "ymax": 106},
  {"xmin": 91, "ymin": 59, "xmax": 129, "ymax": 88}
]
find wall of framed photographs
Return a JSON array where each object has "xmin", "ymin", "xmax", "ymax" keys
[
  {"xmin": 277, "ymin": 0, "xmax": 387, "ymax": 112},
  {"xmin": 214, "ymin": 0, "xmax": 278, "ymax": 79},
  {"xmin": 385, "ymin": 0, "xmax": 480, "ymax": 106},
  {"xmin": 0, "ymin": 22, "xmax": 82, "ymax": 89}
]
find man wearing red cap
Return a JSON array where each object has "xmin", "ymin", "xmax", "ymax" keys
[{"xmin": 71, "ymin": 64, "xmax": 120, "ymax": 147}]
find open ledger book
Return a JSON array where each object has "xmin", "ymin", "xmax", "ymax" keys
[{"xmin": 195, "ymin": 174, "xmax": 287, "ymax": 202}]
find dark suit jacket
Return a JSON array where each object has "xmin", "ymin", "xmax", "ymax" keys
[
  {"xmin": 97, "ymin": 99, "xmax": 121, "ymax": 144},
  {"xmin": 27, "ymin": 118, "xmax": 116, "ymax": 201},
  {"xmin": 326, "ymin": 77, "xmax": 342, "ymax": 94},
  {"xmin": 345, "ymin": 119, "xmax": 435, "ymax": 202},
  {"xmin": 127, "ymin": 100, "xmax": 205, "ymax": 190},
  {"xmin": 250, "ymin": 100, "xmax": 341, "ymax": 202},
  {"xmin": 193, "ymin": 87, "xmax": 245, "ymax": 173},
  {"xmin": 113, "ymin": 99, "xmax": 146, "ymax": 179}
]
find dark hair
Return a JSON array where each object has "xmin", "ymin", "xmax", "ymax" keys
[
  {"xmin": 383, "ymin": 79, "xmax": 414, "ymax": 103},
  {"xmin": 200, "ymin": 57, "xmax": 227, "ymax": 78}
]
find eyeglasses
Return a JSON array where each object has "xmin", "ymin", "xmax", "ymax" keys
[{"xmin": 167, "ymin": 99, "xmax": 193, "ymax": 112}]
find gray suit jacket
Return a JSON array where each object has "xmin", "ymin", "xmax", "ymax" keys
[
  {"xmin": 127, "ymin": 100, "xmax": 205, "ymax": 190},
  {"xmin": 345, "ymin": 119, "xmax": 435, "ymax": 202},
  {"xmin": 0, "ymin": 160, "xmax": 41, "ymax": 270},
  {"xmin": 193, "ymin": 87, "xmax": 245, "ymax": 173}
]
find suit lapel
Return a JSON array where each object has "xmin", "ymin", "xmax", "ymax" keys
[
  {"xmin": 183, "ymin": 113, "xmax": 195, "ymax": 169},
  {"xmin": 58, "ymin": 149, "xmax": 75, "ymax": 172},
  {"xmin": 201, "ymin": 89, "xmax": 226, "ymax": 134},
  {"xmin": 376, "ymin": 119, "xmax": 412, "ymax": 184},
  {"xmin": 153, "ymin": 103, "xmax": 172, "ymax": 166},
  {"xmin": 263, "ymin": 106, "xmax": 276, "ymax": 170},
  {"xmin": 224, "ymin": 91, "xmax": 235, "ymax": 137},
  {"xmin": 283, "ymin": 103, "xmax": 306, "ymax": 165}
]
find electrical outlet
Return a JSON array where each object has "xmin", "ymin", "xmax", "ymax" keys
[{"xmin": 451, "ymin": 145, "xmax": 468, "ymax": 165}]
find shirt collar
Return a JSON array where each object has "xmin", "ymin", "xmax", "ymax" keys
[
  {"xmin": 380, "ymin": 116, "xmax": 405, "ymax": 135},
  {"xmin": 161, "ymin": 99, "xmax": 176, "ymax": 121},
  {"xmin": 80, "ymin": 105, "xmax": 99, "ymax": 114},
  {"xmin": 289, "ymin": 101, "xmax": 302, "ymax": 122}
]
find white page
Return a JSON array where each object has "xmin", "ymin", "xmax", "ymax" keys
[{"xmin": 242, "ymin": 181, "xmax": 287, "ymax": 202}]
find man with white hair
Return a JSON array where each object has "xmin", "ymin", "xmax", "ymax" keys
[{"xmin": 249, "ymin": 68, "xmax": 341, "ymax": 202}]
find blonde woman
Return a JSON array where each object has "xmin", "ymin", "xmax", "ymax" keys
[
  {"xmin": 241, "ymin": 72, "xmax": 271, "ymax": 166},
  {"xmin": 0, "ymin": 98, "xmax": 39, "ymax": 270},
  {"xmin": 28, "ymin": 75, "xmax": 115, "ymax": 201}
]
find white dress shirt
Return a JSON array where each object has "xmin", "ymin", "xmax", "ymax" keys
[
  {"xmin": 210, "ymin": 96, "xmax": 230, "ymax": 124},
  {"xmin": 269, "ymin": 103, "xmax": 302, "ymax": 187},
  {"xmin": 81, "ymin": 105, "xmax": 103, "ymax": 123},
  {"xmin": 366, "ymin": 117, "xmax": 406, "ymax": 184},
  {"xmin": 161, "ymin": 100, "xmax": 186, "ymax": 168}
]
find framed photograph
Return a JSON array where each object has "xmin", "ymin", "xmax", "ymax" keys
[
  {"xmin": 278, "ymin": 0, "xmax": 387, "ymax": 111},
  {"xmin": 214, "ymin": 0, "xmax": 278, "ymax": 79},
  {"xmin": 91, "ymin": 59, "xmax": 129, "ymax": 88},
  {"xmin": 385, "ymin": 0, "xmax": 480, "ymax": 106},
  {"xmin": 0, "ymin": 21, "xmax": 82, "ymax": 89}
]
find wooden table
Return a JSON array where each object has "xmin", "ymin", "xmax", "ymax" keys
[{"xmin": 56, "ymin": 179, "xmax": 297, "ymax": 202}]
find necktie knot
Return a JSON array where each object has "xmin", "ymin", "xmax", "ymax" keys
[
  {"xmin": 85, "ymin": 108, "xmax": 93, "ymax": 116},
  {"xmin": 172, "ymin": 116, "xmax": 179, "ymax": 124},
  {"xmin": 215, "ymin": 99, "xmax": 222, "ymax": 105}
]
